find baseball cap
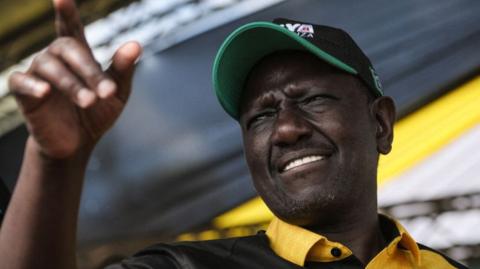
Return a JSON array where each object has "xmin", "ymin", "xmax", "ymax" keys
[{"xmin": 213, "ymin": 18, "xmax": 384, "ymax": 120}]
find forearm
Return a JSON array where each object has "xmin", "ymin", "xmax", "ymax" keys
[{"xmin": 0, "ymin": 137, "xmax": 92, "ymax": 269}]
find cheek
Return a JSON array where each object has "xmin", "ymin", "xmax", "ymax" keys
[
  {"xmin": 346, "ymin": 115, "xmax": 377, "ymax": 153},
  {"xmin": 332, "ymin": 111, "xmax": 378, "ymax": 174},
  {"xmin": 243, "ymin": 133, "xmax": 270, "ymax": 176},
  {"xmin": 317, "ymin": 108, "xmax": 375, "ymax": 156},
  {"xmin": 243, "ymin": 132, "xmax": 284, "ymax": 203},
  {"xmin": 335, "ymin": 104, "xmax": 374, "ymax": 140}
]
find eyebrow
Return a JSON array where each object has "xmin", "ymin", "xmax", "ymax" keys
[
  {"xmin": 283, "ymin": 83, "xmax": 307, "ymax": 98},
  {"xmin": 245, "ymin": 91, "xmax": 278, "ymax": 112}
]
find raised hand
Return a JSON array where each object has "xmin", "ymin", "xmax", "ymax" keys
[
  {"xmin": 8, "ymin": 0, "xmax": 142, "ymax": 159},
  {"xmin": 0, "ymin": 2, "xmax": 142, "ymax": 268}
]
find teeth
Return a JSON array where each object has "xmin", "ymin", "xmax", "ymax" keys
[{"xmin": 283, "ymin": 155, "xmax": 324, "ymax": 172}]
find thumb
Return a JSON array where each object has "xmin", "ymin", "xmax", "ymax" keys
[{"xmin": 107, "ymin": 41, "xmax": 142, "ymax": 102}]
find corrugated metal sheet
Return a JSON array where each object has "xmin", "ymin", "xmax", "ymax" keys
[{"xmin": 380, "ymin": 125, "xmax": 480, "ymax": 206}]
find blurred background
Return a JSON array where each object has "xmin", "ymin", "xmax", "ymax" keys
[{"xmin": 0, "ymin": 0, "xmax": 479, "ymax": 268}]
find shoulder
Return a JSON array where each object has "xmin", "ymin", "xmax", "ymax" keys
[
  {"xmin": 417, "ymin": 243, "xmax": 469, "ymax": 269},
  {"xmin": 142, "ymin": 231, "xmax": 271, "ymax": 257},
  {"xmin": 106, "ymin": 232, "xmax": 274, "ymax": 269}
]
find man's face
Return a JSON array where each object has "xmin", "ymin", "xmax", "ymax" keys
[{"xmin": 239, "ymin": 51, "xmax": 383, "ymax": 227}]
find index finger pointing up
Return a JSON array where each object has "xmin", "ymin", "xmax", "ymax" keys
[{"xmin": 53, "ymin": 0, "xmax": 88, "ymax": 45}]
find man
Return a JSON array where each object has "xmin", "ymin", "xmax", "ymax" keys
[{"xmin": 0, "ymin": 0, "xmax": 468, "ymax": 268}]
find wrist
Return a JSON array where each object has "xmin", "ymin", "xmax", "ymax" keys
[{"xmin": 25, "ymin": 136, "xmax": 94, "ymax": 170}]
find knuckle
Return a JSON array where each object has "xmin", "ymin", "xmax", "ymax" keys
[
  {"xmin": 7, "ymin": 72, "xmax": 22, "ymax": 90},
  {"xmin": 31, "ymin": 54, "xmax": 42, "ymax": 69},
  {"xmin": 56, "ymin": 36, "xmax": 76, "ymax": 46},
  {"xmin": 58, "ymin": 77, "xmax": 79, "ymax": 93},
  {"xmin": 87, "ymin": 69, "xmax": 105, "ymax": 82},
  {"xmin": 31, "ymin": 52, "xmax": 51, "ymax": 70},
  {"xmin": 50, "ymin": 37, "xmax": 79, "ymax": 53},
  {"xmin": 33, "ymin": 54, "xmax": 61, "ymax": 76}
]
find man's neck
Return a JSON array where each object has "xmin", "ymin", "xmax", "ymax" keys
[{"xmin": 308, "ymin": 210, "xmax": 385, "ymax": 265}]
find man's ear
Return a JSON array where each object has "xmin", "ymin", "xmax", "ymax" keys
[{"xmin": 371, "ymin": 96, "xmax": 396, "ymax": 155}]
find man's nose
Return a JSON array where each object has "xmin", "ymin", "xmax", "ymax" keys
[{"xmin": 271, "ymin": 109, "xmax": 313, "ymax": 147}]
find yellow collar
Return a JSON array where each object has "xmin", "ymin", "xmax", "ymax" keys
[{"xmin": 265, "ymin": 215, "xmax": 421, "ymax": 267}]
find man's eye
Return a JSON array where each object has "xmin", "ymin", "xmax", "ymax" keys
[
  {"xmin": 247, "ymin": 111, "xmax": 275, "ymax": 129},
  {"xmin": 302, "ymin": 94, "xmax": 337, "ymax": 105}
]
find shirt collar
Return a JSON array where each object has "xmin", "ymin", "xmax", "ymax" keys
[
  {"xmin": 384, "ymin": 215, "xmax": 421, "ymax": 265},
  {"xmin": 265, "ymin": 214, "xmax": 421, "ymax": 267},
  {"xmin": 266, "ymin": 217, "xmax": 352, "ymax": 266}
]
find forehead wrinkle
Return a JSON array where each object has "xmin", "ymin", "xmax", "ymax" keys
[
  {"xmin": 254, "ymin": 79, "xmax": 303, "ymax": 109},
  {"xmin": 245, "ymin": 72, "xmax": 290, "ymax": 110},
  {"xmin": 256, "ymin": 91, "xmax": 278, "ymax": 109},
  {"xmin": 283, "ymin": 82, "xmax": 306, "ymax": 98},
  {"xmin": 240, "ymin": 50, "xmax": 348, "ymax": 117}
]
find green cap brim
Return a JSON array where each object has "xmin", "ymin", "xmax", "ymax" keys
[{"xmin": 213, "ymin": 21, "xmax": 358, "ymax": 120}]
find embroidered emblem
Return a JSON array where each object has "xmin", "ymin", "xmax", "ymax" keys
[{"xmin": 280, "ymin": 23, "xmax": 314, "ymax": 38}]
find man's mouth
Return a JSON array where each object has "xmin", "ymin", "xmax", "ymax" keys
[{"xmin": 281, "ymin": 155, "xmax": 326, "ymax": 173}]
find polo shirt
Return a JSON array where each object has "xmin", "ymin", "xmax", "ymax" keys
[
  {"xmin": 266, "ymin": 215, "xmax": 468, "ymax": 268},
  {"xmin": 107, "ymin": 215, "xmax": 468, "ymax": 269}
]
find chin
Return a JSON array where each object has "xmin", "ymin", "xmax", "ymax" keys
[{"xmin": 264, "ymin": 186, "xmax": 352, "ymax": 227}]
